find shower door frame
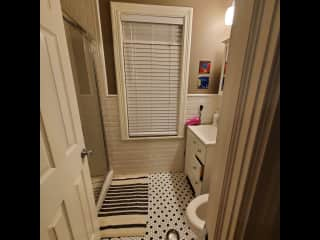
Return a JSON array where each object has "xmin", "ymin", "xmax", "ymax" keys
[{"xmin": 63, "ymin": 12, "xmax": 111, "ymax": 206}]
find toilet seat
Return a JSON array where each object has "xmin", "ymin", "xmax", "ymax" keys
[{"xmin": 186, "ymin": 193, "xmax": 209, "ymax": 237}]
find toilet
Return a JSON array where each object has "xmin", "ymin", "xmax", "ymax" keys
[{"xmin": 186, "ymin": 193, "xmax": 209, "ymax": 239}]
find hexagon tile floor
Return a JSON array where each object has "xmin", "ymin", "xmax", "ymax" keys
[{"xmin": 101, "ymin": 172, "xmax": 197, "ymax": 240}]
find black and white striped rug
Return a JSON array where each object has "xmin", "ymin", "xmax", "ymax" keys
[{"xmin": 98, "ymin": 175, "xmax": 149, "ymax": 238}]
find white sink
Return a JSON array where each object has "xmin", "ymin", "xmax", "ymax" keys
[{"xmin": 188, "ymin": 124, "xmax": 217, "ymax": 145}]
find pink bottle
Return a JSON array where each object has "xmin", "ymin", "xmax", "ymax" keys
[
  {"xmin": 185, "ymin": 116, "xmax": 201, "ymax": 126},
  {"xmin": 185, "ymin": 105, "xmax": 203, "ymax": 126}
]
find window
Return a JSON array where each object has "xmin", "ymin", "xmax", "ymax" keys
[{"xmin": 111, "ymin": 2, "xmax": 193, "ymax": 139}]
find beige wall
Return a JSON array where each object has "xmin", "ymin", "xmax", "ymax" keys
[{"xmin": 99, "ymin": 0, "xmax": 232, "ymax": 94}]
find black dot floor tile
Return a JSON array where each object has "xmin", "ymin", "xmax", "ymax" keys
[{"xmin": 102, "ymin": 172, "xmax": 197, "ymax": 240}]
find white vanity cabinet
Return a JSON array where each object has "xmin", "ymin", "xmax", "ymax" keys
[{"xmin": 185, "ymin": 125, "xmax": 217, "ymax": 196}]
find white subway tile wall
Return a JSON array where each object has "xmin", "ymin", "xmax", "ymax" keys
[{"xmin": 100, "ymin": 94, "xmax": 222, "ymax": 174}]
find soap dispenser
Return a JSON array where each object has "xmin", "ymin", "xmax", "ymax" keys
[
  {"xmin": 199, "ymin": 105, "xmax": 204, "ymax": 123},
  {"xmin": 213, "ymin": 111, "xmax": 220, "ymax": 127}
]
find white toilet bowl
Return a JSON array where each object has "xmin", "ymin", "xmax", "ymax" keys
[{"xmin": 186, "ymin": 193, "xmax": 209, "ymax": 239}]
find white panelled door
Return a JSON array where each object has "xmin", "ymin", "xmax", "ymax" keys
[{"xmin": 40, "ymin": 0, "xmax": 99, "ymax": 239}]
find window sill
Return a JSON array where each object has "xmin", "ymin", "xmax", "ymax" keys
[
  {"xmin": 121, "ymin": 135, "xmax": 185, "ymax": 141},
  {"xmin": 187, "ymin": 93, "xmax": 218, "ymax": 97}
]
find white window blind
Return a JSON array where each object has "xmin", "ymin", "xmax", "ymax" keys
[{"xmin": 122, "ymin": 21, "xmax": 183, "ymax": 137}]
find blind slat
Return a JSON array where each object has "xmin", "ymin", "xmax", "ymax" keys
[
  {"xmin": 123, "ymin": 45, "xmax": 181, "ymax": 50},
  {"xmin": 129, "ymin": 132, "xmax": 177, "ymax": 137},
  {"xmin": 124, "ymin": 52, "xmax": 181, "ymax": 57},
  {"xmin": 123, "ymin": 22, "xmax": 182, "ymax": 44},
  {"xmin": 125, "ymin": 78, "xmax": 180, "ymax": 82},
  {"xmin": 125, "ymin": 61, "xmax": 180, "ymax": 66},
  {"xmin": 125, "ymin": 70, "xmax": 180, "ymax": 74},
  {"xmin": 121, "ymin": 14, "xmax": 184, "ymax": 25},
  {"xmin": 124, "ymin": 48, "xmax": 181, "ymax": 54},
  {"xmin": 125, "ymin": 64, "xmax": 180, "ymax": 68}
]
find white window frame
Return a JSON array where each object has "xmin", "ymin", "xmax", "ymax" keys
[{"xmin": 111, "ymin": 2, "xmax": 193, "ymax": 140}]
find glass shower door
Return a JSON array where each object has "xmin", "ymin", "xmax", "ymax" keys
[{"xmin": 64, "ymin": 19, "xmax": 109, "ymax": 203}]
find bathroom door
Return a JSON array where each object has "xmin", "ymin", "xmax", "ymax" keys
[
  {"xmin": 64, "ymin": 22, "xmax": 108, "ymax": 177},
  {"xmin": 40, "ymin": 0, "xmax": 99, "ymax": 239}
]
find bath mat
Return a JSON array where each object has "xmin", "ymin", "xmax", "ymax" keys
[{"xmin": 98, "ymin": 174, "xmax": 149, "ymax": 238}]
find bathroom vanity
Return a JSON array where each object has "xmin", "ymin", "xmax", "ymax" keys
[{"xmin": 185, "ymin": 124, "xmax": 217, "ymax": 196}]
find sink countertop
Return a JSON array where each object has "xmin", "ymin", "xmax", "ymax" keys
[{"xmin": 188, "ymin": 124, "xmax": 217, "ymax": 145}]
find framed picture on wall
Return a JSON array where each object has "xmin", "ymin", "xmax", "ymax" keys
[
  {"xmin": 198, "ymin": 75, "xmax": 209, "ymax": 89},
  {"xmin": 199, "ymin": 60, "xmax": 211, "ymax": 74}
]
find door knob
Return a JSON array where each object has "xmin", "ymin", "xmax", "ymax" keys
[{"xmin": 81, "ymin": 148, "xmax": 93, "ymax": 159}]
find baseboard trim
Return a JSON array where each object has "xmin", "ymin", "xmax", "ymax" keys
[{"xmin": 96, "ymin": 169, "xmax": 113, "ymax": 212}]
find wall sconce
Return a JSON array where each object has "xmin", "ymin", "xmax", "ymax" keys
[{"xmin": 225, "ymin": 1, "xmax": 235, "ymax": 26}]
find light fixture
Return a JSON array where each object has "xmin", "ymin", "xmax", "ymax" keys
[{"xmin": 225, "ymin": 1, "xmax": 235, "ymax": 26}]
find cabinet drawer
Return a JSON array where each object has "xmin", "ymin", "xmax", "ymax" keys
[
  {"xmin": 190, "ymin": 155, "xmax": 203, "ymax": 182},
  {"xmin": 189, "ymin": 131, "xmax": 198, "ymax": 154},
  {"xmin": 188, "ymin": 130, "xmax": 206, "ymax": 164},
  {"xmin": 195, "ymin": 141, "xmax": 206, "ymax": 164}
]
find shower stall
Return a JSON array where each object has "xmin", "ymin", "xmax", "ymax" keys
[{"xmin": 63, "ymin": 15, "xmax": 110, "ymax": 204}]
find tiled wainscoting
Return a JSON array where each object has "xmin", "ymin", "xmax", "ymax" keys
[{"xmin": 101, "ymin": 95, "xmax": 221, "ymax": 175}]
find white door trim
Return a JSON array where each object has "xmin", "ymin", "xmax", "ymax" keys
[{"xmin": 206, "ymin": 0, "xmax": 279, "ymax": 239}]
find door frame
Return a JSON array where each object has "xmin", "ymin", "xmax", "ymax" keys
[{"xmin": 206, "ymin": 0, "xmax": 279, "ymax": 239}]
